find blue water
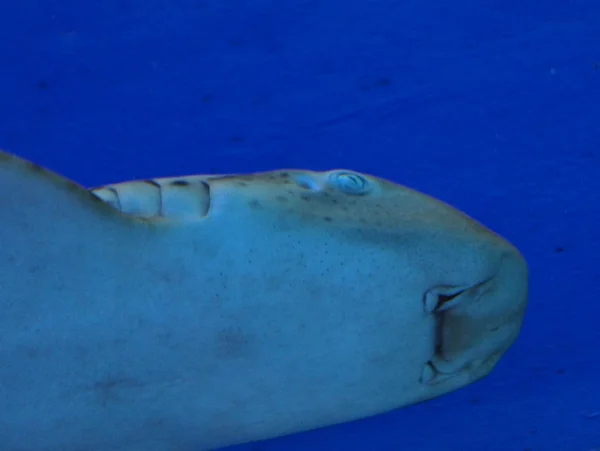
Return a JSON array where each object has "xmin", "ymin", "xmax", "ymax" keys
[{"xmin": 1, "ymin": 1, "xmax": 599, "ymax": 450}]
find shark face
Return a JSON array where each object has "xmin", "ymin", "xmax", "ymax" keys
[{"xmin": 94, "ymin": 167, "xmax": 528, "ymax": 388}]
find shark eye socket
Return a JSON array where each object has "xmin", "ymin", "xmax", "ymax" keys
[{"xmin": 328, "ymin": 171, "xmax": 370, "ymax": 195}]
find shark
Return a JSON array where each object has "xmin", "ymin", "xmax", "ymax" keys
[{"xmin": 0, "ymin": 150, "xmax": 528, "ymax": 450}]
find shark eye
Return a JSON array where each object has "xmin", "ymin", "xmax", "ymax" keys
[{"xmin": 328, "ymin": 171, "xmax": 370, "ymax": 195}]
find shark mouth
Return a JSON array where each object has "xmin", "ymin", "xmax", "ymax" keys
[{"xmin": 420, "ymin": 281, "xmax": 504, "ymax": 385}]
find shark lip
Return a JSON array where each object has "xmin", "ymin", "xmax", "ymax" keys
[{"xmin": 420, "ymin": 349, "xmax": 503, "ymax": 385}]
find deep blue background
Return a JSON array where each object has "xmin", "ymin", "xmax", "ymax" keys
[{"xmin": 1, "ymin": 1, "xmax": 599, "ymax": 450}]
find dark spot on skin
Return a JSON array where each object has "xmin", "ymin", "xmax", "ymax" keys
[
  {"xmin": 148, "ymin": 417, "xmax": 166, "ymax": 429},
  {"xmin": 67, "ymin": 181, "xmax": 86, "ymax": 194},
  {"xmin": 230, "ymin": 135, "xmax": 244, "ymax": 143},
  {"xmin": 93, "ymin": 376, "xmax": 141, "ymax": 407},
  {"xmin": 170, "ymin": 180, "xmax": 189, "ymax": 186},
  {"xmin": 275, "ymin": 195, "xmax": 288, "ymax": 203},
  {"xmin": 24, "ymin": 346, "xmax": 39, "ymax": 359},
  {"xmin": 554, "ymin": 246, "xmax": 565, "ymax": 253},
  {"xmin": 215, "ymin": 328, "xmax": 250, "ymax": 359},
  {"xmin": 323, "ymin": 216, "xmax": 333, "ymax": 222},
  {"xmin": 29, "ymin": 162, "xmax": 46, "ymax": 173},
  {"xmin": 300, "ymin": 194, "xmax": 310, "ymax": 201},
  {"xmin": 236, "ymin": 181, "xmax": 248, "ymax": 187},
  {"xmin": 594, "ymin": 62, "xmax": 599, "ymax": 70},
  {"xmin": 248, "ymin": 199, "xmax": 261, "ymax": 209},
  {"xmin": 201, "ymin": 94, "xmax": 213, "ymax": 103},
  {"xmin": 555, "ymin": 368, "xmax": 565, "ymax": 374},
  {"xmin": 38, "ymin": 80, "xmax": 48, "ymax": 90},
  {"xmin": 279, "ymin": 172, "xmax": 289, "ymax": 178}
]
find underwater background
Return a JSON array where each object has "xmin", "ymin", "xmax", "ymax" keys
[{"xmin": 0, "ymin": 0, "xmax": 599, "ymax": 450}]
